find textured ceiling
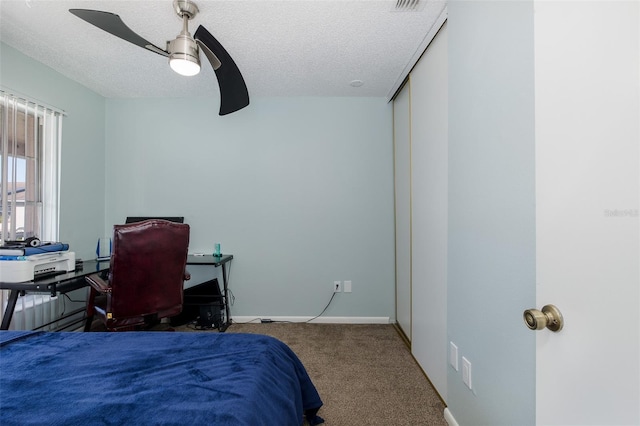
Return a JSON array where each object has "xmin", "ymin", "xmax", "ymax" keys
[{"xmin": 0, "ymin": 0, "xmax": 446, "ymax": 99}]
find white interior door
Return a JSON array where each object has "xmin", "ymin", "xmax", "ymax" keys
[{"xmin": 535, "ymin": 1, "xmax": 639, "ymax": 424}]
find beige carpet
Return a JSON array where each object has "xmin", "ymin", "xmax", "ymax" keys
[{"xmin": 175, "ymin": 322, "xmax": 447, "ymax": 425}]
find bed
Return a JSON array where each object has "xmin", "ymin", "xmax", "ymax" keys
[{"xmin": 0, "ymin": 331, "xmax": 324, "ymax": 425}]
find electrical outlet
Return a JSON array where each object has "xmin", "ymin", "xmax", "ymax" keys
[
  {"xmin": 344, "ymin": 280, "xmax": 352, "ymax": 293},
  {"xmin": 462, "ymin": 356, "xmax": 472, "ymax": 389},
  {"xmin": 449, "ymin": 342, "xmax": 459, "ymax": 371},
  {"xmin": 333, "ymin": 281, "xmax": 342, "ymax": 292}
]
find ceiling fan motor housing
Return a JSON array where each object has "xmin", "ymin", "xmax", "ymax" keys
[{"xmin": 168, "ymin": 33, "xmax": 199, "ymax": 63}]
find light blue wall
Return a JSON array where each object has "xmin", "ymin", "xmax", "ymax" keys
[
  {"xmin": 0, "ymin": 42, "xmax": 106, "ymax": 260},
  {"xmin": 447, "ymin": 1, "xmax": 536, "ymax": 425},
  {"xmin": 1, "ymin": 40, "xmax": 395, "ymax": 320},
  {"xmin": 105, "ymin": 97, "xmax": 395, "ymax": 318}
]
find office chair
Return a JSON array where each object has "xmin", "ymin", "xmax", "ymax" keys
[{"xmin": 84, "ymin": 219, "xmax": 191, "ymax": 331}]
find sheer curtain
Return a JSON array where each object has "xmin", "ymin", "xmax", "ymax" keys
[{"xmin": 0, "ymin": 89, "xmax": 63, "ymax": 330}]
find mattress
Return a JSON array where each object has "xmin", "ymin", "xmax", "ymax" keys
[{"xmin": 0, "ymin": 331, "xmax": 324, "ymax": 425}]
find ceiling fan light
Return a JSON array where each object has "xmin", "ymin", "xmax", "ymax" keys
[
  {"xmin": 170, "ymin": 55, "xmax": 200, "ymax": 76},
  {"xmin": 168, "ymin": 33, "xmax": 201, "ymax": 76}
]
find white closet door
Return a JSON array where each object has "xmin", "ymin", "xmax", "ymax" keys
[
  {"xmin": 410, "ymin": 22, "xmax": 448, "ymax": 400},
  {"xmin": 394, "ymin": 82, "xmax": 412, "ymax": 340}
]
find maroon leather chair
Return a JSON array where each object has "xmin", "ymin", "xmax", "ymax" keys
[{"xmin": 84, "ymin": 219, "xmax": 191, "ymax": 331}]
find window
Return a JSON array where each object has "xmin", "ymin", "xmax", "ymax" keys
[
  {"xmin": 0, "ymin": 91, "xmax": 64, "ymax": 330},
  {"xmin": 0, "ymin": 91, "xmax": 63, "ymax": 245}
]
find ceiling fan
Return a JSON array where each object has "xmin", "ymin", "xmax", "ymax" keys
[{"xmin": 70, "ymin": 0, "xmax": 249, "ymax": 116}]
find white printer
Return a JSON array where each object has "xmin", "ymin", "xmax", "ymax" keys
[{"xmin": 0, "ymin": 252, "xmax": 76, "ymax": 283}]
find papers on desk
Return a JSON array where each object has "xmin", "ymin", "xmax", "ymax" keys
[{"xmin": 0, "ymin": 242, "xmax": 70, "ymax": 256}]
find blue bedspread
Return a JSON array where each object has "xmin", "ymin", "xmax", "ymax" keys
[{"xmin": 0, "ymin": 331, "xmax": 323, "ymax": 425}]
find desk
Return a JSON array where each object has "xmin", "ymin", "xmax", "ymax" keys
[
  {"xmin": 0, "ymin": 260, "xmax": 110, "ymax": 330},
  {"xmin": 0, "ymin": 255, "xmax": 233, "ymax": 331}
]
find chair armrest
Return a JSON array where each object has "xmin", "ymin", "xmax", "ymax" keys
[{"xmin": 85, "ymin": 273, "xmax": 112, "ymax": 293}]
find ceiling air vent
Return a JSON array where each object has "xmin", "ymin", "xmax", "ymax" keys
[{"xmin": 394, "ymin": 0, "xmax": 422, "ymax": 11}]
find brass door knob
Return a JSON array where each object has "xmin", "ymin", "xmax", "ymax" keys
[{"xmin": 523, "ymin": 304, "xmax": 564, "ymax": 332}]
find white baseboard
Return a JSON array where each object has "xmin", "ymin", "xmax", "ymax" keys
[
  {"xmin": 444, "ymin": 408, "xmax": 459, "ymax": 426},
  {"xmin": 232, "ymin": 316, "xmax": 390, "ymax": 324}
]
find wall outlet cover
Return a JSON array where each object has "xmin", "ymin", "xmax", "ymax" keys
[
  {"xmin": 450, "ymin": 342, "xmax": 459, "ymax": 371},
  {"xmin": 462, "ymin": 356, "xmax": 472, "ymax": 389}
]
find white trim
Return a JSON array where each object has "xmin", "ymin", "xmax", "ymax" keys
[
  {"xmin": 232, "ymin": 316, "xmax": 391, "ymax": 325},
  {"xmin": 444, "ymin": 408, "xmax": 459, "ymax": 426},
  {"xmin": 386, "ymin": 6, "xmax": 448, "ymax": 102}
]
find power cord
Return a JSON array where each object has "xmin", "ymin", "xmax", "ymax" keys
[
  {"xmin": 187, "ymin": 285, "xmax": 339, "ymax": 326},
  {"xmin": 304, "ymin": 291, "xmax": 336, "ymax": 323},
  {"xmin": 59, "ymin": 292, "xmax": 87, "ymax": 317},
  {"xmin": 232, "ymin": 317, "xmax": 263, "ymax": 324},
  {"xmin": 234, "ymin": 290, "xmax": 338, "ymax": 325}
]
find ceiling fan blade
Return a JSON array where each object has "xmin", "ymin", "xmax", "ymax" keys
[
  {"xmin": 69, "ymin": 9, "xmax": 168, "ymax": 57},
  {"xmin": 196, "ymin": 39, "xmax": 222, "ymax": 71},
  {"xmin": 194, "ymin": 25, "xmax": 249, "ymax": 115}
]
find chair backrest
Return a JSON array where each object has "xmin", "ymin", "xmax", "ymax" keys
[{"xmin": 108, "ymin": 219, "xmax": 190, "ymax": 320}]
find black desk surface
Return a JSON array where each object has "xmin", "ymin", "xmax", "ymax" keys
[
  {"xmin": 0, "ymin": 255, "xmax": 233, "ymax": 292},
  {"xmin": 186, "ymin": 254, "xmax": 233, "ymax": 266},
  {"xmin": 0, "ymin": 260, "xmax": 111, "ymax": 293}
]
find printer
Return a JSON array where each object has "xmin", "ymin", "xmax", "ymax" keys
[{"xmin": 0, "ymin": 252, "xmax": 76, "ymax": 283}]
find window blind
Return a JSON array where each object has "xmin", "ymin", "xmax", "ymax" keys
[{"xmin": 0, "ymin": 90, "xmax": 64, "ymax": 330}]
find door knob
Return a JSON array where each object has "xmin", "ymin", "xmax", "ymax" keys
[{"xmin": 523, "ymin": 304, "xmax": 564, "ymax": 332}]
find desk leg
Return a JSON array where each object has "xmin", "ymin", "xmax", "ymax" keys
[
  {"xmin": 220, "ymin": 263, "xmax": 231, "ymax": 332},
  {"xmin": 1, "ymin": 289, "xmax": 19, "ymax": 330}
]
